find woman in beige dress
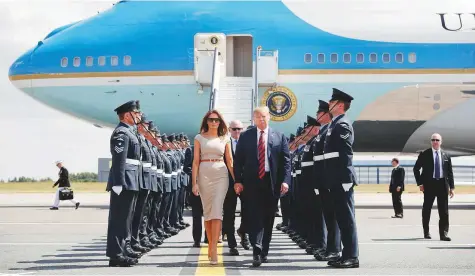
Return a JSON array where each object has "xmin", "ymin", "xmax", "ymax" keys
[{"xmin": 192, "ymin": 109, "xmax": 234, "ymax": 265}]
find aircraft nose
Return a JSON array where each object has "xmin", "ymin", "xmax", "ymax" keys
[{"xmin": 8, "ymin": 48, "xmax": 34, "ymax": 91}]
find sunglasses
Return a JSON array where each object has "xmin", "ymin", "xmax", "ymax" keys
[
  {"xmin": 207, "ymin": 118, "xmax": 220, "ymax": 123},
  {"xmin": 231, "ymin": 128, "xmax": 243, "ymax": 131},
  {"xmin": 431, "ymin": 139, "xmax": 440, "ymax": 142}
]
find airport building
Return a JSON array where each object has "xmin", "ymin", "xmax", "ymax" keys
[{"xmin": 98, "ymin": 157, "xmax": 475, "ymax": 185}]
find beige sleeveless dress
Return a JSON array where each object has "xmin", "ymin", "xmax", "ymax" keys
[{"xmin": 195, "ymin": 134, "xmax": 230, "ymax": 221}]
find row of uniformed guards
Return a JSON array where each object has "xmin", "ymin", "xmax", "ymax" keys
[
  {"xmin": 276, "ymin": 88, "xmax": 359, "ymax": 269},
  {"xmin": 106, "ymin": 100, "xmax": 190, "ymax": 267}
]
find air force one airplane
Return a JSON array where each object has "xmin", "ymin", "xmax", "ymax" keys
[{"xmin": 7, "ymin": 0, "xmax": 475, "ymax": 156}]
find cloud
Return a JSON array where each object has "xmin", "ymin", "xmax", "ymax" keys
[{"xmin": 0, "ymin": 0, "xmax": 116, "ymax": 180}]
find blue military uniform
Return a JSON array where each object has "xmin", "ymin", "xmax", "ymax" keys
[
  {"xmin": 312, "ymin": 100, "xmax": 342, "ymax": 262},
  {"xmin": 106, "ymin": 100, "xmax": 142, "ymax": 267},
  {"xmin": 130, "ymin": 119, "xmax": 154, "ymax": 253},
  {"xmin": 323, "ymin": 88, "xmax": 359, "ymax": 268},
  {"xmin": 147, "ymin": 122, "xmax": 166, "ymax": 243},
  {"xmin": 301, "ymin": 116, "xmax": 327, "ymax": 254}
]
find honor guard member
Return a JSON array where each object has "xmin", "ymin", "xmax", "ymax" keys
[
  {"xmin": 167, "ymin": 134, "xmax": 181, "ymax": 231},
  {"xmin": 177, "ymin": 134, "xmax": 191, "ymax": 228},
  {"xmin": 301, "ymin": 115, "xmax": 327, "ymax": 255},
  {"xmin": 312, "ymin": 100, "xmax": 342, "ymax": 262},
  {"xmin": 137, "ymin": 117, "xmax": 161, "ymax": 249},
  {"xmin": 159, "ymin": 134, "xmax": 180, "ymax": 235},
  {"xmin": 323, "ymin": 88, "xmax": 359, "ymax": 268},
  {"xmin": 277, "ymin": 134, "xmax": 295, "ymax": 233},
  {"xmin": 106, "ymin": 100, "xmax": 142, "ymax": 267},
  {"xmin": 287, "ymin": 130, "xmax": 302, "ymax": 238},
  {"xmin": 290, "ymin": 127, "xmax": 307, "ymax": 244},
  {"xmin": 155, "ymin": 133, "xmax": 174, "ymax": 238},
  {"xmin": 130, "ymin": 114, "xmax": 154, "ymax": 254},
  {"xmin": 174, "ymin": 133, "xmax": 187, "ymax": 229},
  {"xmin": 146, "ymin": 122, "xmax": 165, "ymax": 244}
]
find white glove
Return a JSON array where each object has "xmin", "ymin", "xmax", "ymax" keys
[
  {"xmin": 314, "ymin": 189, "xmax": 319, "ymax": 195},
  {"xmin": 112, "ymin": 186, "xmax": 123, "ymax": 195},
  {"xmin": 342, "ymin": 183, "xmax": 352, "ymax": 192}
]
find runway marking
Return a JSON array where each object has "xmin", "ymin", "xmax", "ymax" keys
[
  {"xmin": 361, "ymin": 242, "xmax": 475, "ymax": 246},
  {"xmin": 195, "ymin": 243, "xmax": 225, "ymax": 275},
  {"xmin": 0, "ymin": 243, "xmax": 80, "ymax": 246},
  {"xmin": 0, "ymin": 222, "xmax": 106, "ymax": 225}
]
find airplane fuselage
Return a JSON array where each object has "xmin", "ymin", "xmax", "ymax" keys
[{"xmin": 8, "ymin": 0, "xmax": 475, "ymax": 155}]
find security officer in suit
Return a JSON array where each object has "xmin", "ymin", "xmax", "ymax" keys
[
  {"xmin": 106, "ymin": 100, "xmax": 142, "ymax": 267},
  {"xmin": 323, "ymin": 88, "xmax": 359, "ymax": 268},
  {"xmin": 413, "ymin": 133, "xmax": 454, "ymax": 241},
  {"xmin": 313, "ymin": 100, "xmax": 342, "ymax": 262},
  {"xmin": 390, "ymin": 157, "xmax": 405, "ymax": 218}
]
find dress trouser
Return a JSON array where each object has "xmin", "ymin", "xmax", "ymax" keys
[{"xmin": 106, "ymin": 190, "xmax": 138, "ymax": 258}]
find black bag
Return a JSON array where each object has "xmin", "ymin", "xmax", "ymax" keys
[{"xmin": 59, "ymin": 188, "xmax": 74, "ymax": 200}]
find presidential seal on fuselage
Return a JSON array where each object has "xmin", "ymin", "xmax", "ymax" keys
[{"xmin": 261, "ymin": 86, "xmax": 297, "ymax": 121}]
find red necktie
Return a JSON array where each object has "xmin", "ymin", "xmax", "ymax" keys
[{"xmin": 258, "ymin": 130, "xmax": 265, "ymax": 179}]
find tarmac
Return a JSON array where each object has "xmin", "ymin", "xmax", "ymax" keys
[{"xmin": 0, "ymin": 193, "xmax": 474, "ymax": 275}]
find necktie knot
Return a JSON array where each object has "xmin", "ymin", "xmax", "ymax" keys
[{"xmin": 260, "ymin": 130, "xmax": 264, "ymax": 135}]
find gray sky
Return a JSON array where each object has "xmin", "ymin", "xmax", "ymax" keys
[{"xmin": 0, "ymin": 1, "xmax": 116, "ymax": 180}]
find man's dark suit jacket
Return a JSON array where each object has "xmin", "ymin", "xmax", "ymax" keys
[
  {"xmin": 413, "ymin": 148, "xmax": 454, "ymax": 193},
  {"xmin": 54, "ymin": 167, "xmax": 71, "ymax": 188},
  {"xmin": 389, "ymin": 166, "xmax": 405, "ymax": 193},
  {"xmin": 233, "ymin": 127, "xmax": 291, "ymax": 199}
]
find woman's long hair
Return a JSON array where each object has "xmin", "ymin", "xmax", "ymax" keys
[{"xmin": 199, "ymin": 109, "xmax": 228, "ymax": 137}]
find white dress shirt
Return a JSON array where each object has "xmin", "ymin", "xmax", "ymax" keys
[
  {"xmin": 432, "ymin": 148, "xmax": 443, "ymax": 178},
  {"xmin": 256, "ymin": 126, "xmax": 270, "ymax": 172},
  {"xmin": 231, "ymin": 137, "xmax": 238, "ymax": 154}
]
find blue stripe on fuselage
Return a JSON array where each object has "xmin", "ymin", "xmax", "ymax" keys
[{"xmin": 9, "ymin": 0, "xmax": 475, "ymax": 77}]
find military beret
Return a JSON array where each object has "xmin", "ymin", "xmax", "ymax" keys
[
  {"xmin": 330, "ymin": 88, "xmax": 354, "ymax": 103},
  {"xmin": 114, "ymin": 100, "xmax": 140, "ymax": 114},
  {"xmin": 317, "ymin": 100, "xmax": 329, "ymax": 113}
]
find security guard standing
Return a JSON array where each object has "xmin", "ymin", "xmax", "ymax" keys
[
  {"xmin": 312, "ymin": 100, "xmax": 342, "ymax": 262},
  {"xmin": 106, "ymin": 100, "xmax": 142, "ymax": 267},
  {"xmin": 323, "ymin": 88, "xmax": 359, "ymax": 268}
]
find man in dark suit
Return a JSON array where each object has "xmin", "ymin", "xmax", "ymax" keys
[
  {"xmin": 389, "ymin": 158, "xmax": 405, "ymax": 218},
  {"xmin": 234, "ymin": 106, "xmax": 291, "ymax": 267},
  {"xmin": 413, "ymin": 133, "xmax": 454, "ymax": 241},
  {"xmin": 50, "ymin": 161, "xmax": 80, "ymax": 210},
  {"xmin": 223, "ymin": 120, "xmax": 250, "ymax": 256}
]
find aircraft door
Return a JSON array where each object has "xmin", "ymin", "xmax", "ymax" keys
[{"xmin": 194, "ymin": 33, "xmax": 226, "ymax": 85}]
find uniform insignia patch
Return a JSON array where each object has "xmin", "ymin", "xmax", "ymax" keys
[
  {"xmin": 304, "ymin": 145, "xmax": 310, "ymax": 152},
  {"xmin": 340, "ymin": 133, "xmax": 350, "ymax": 139},
  {"xmin": 327, "ymin": 129, "xmax": 332, "ymax": 136},
  {"xmin": 316, "ymin": 135, "xmax": 321, "ymax": 142},
  {"xmin": 114, "ymin": 146, "xmax": 124, "ymax": 153}
]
